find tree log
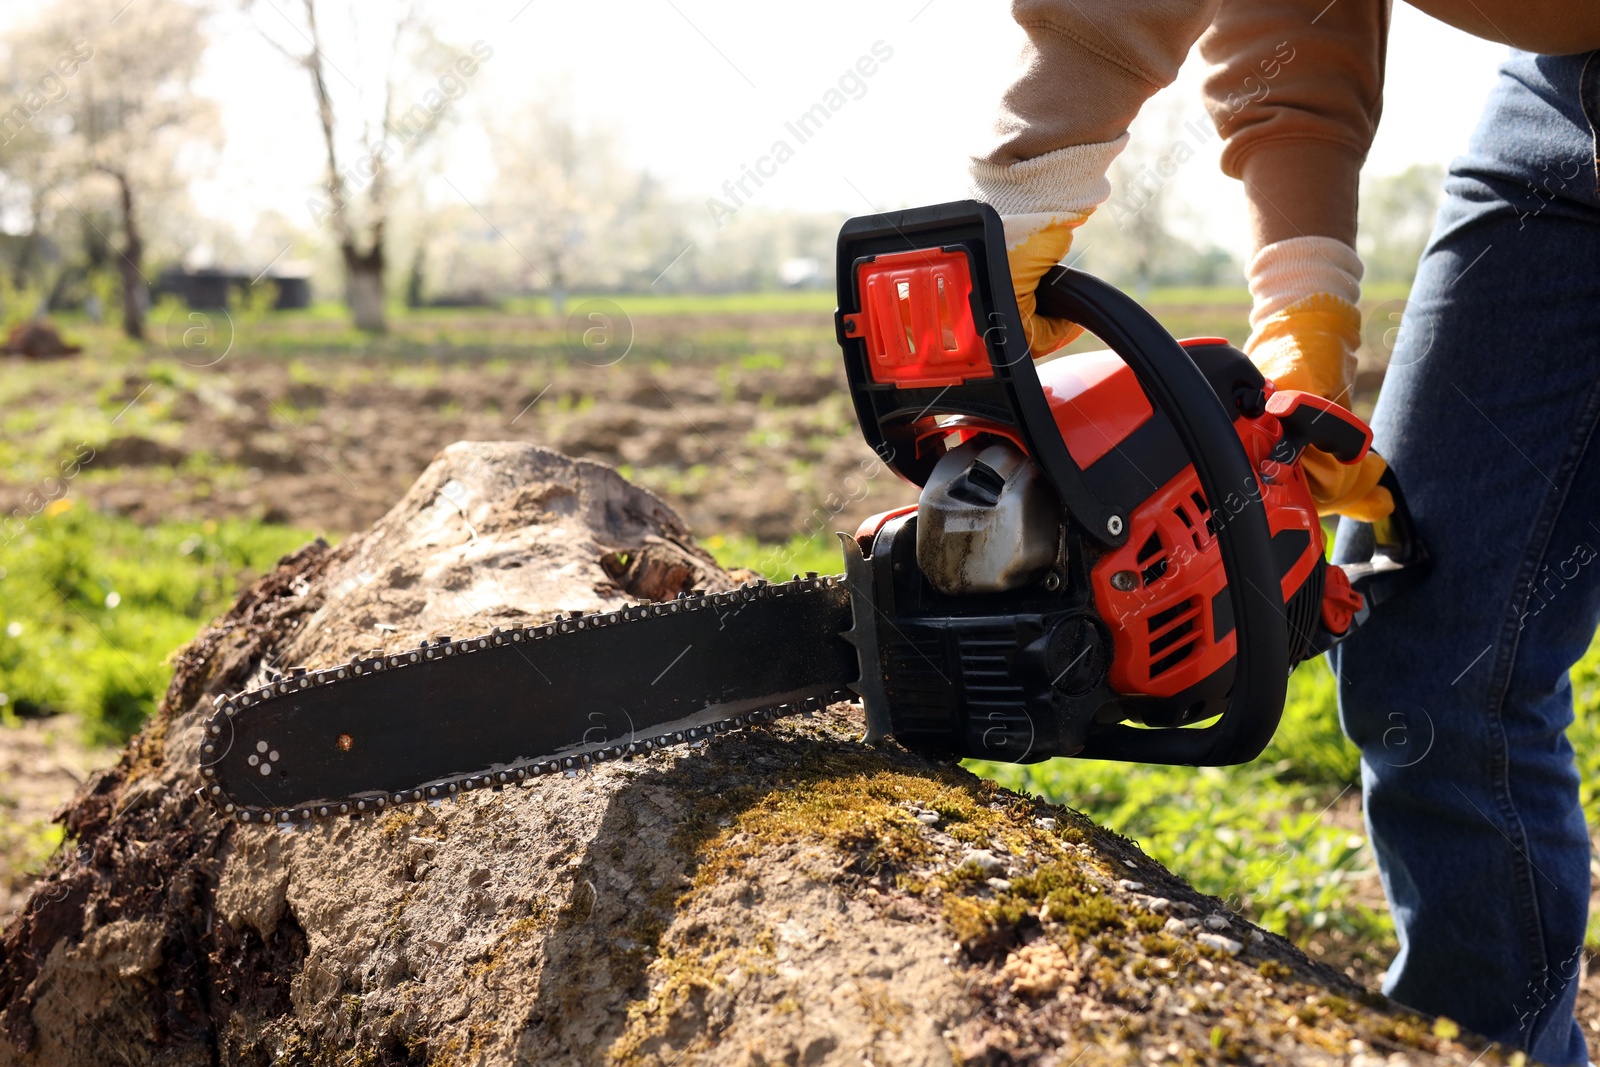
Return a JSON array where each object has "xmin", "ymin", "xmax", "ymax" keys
[{"xmin": 0, "ymin": 443, "xmax": 1506, "ymax": 1066}]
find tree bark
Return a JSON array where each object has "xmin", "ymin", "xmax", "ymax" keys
[
  {"xmin": 110, "ymin": 171, "xmax": 145, "ymax": 342},
  {"xmin": 294, "ymin": 0, "xmax": 388, "ymax": 336},
  {"xmin": 343, "ymin": 241, "xmax": 386, "ymax": 334},
  {"xmin": 405, "ymin": 245, "xmax": 425, "ymax": 309},
  {"xmin": 0, "ymin": 445, "xmax": 1506, "ymax": 1067}
]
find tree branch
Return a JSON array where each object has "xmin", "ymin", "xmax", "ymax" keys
[
  {"xmin": 300, "ymin": 0, "xmax": 353, "ymax": 249},
  {"xmin": 364, "ymin": 4, "xmax": 412, "ymax": 244}
]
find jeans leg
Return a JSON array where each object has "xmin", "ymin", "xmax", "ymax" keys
[{"xmin": 1331, "ymin": 50, "xmax": 1600, "ymax": 1067}]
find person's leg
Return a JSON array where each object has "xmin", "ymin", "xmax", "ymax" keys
[{"xmin": 1331, "ymin": 50, "xmax": 1600, "ymax": 1067}]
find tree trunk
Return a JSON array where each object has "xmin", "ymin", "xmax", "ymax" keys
[
  {"xmin": 112, "ymin": 173, "xmax": 145, "ymax": 342},
  {"xmin": 343, "ymin": 242, "xmax": 386, "ymax": 334},
  {"xmin": 0, "ymin": 445, "xmax": 1500, "ymax": 1066},
  {"xmin": 405, "ymin": 246, "xmax": 425, "ymax": 310}
]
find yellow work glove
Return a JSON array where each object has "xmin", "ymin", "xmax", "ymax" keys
[
  {"xmin": 1246, "ymin": 292, "xmax": 1393, "ymax": 521},
  {"xmin": 1003, "ymin": 212, "xmax": 1091, "ymax": 357}
]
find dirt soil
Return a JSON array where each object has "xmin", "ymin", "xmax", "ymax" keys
[
  {"xmin": 0, "ymin": 349, "xmax": 913, "ymax": 544},
  {"xmin": 0, "ymin": 719, "xmax": 114, "ymax": 928},
  {"xmin": 0, "ymin": 442, "xmax": 1510, "ymax": 1066}
]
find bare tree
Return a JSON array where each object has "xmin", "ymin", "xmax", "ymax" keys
[
  {"xmin": 254, "ymin": 0, "xmax": 484, "ymax": 333},
  {"xmin": 4, "ymin": 0, "xmax": 212, "ymax": 340}
]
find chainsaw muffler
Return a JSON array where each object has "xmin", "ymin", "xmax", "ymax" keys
[{"xmin": 915, "ymin": 439, "xmax": 1060, "ymax": 596}]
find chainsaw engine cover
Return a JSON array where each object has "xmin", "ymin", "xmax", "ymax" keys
[{"xmin": 1038, "ymin": 347, "xmax": 1328, "ymax": 724}]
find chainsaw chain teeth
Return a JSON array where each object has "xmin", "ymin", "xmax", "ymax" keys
[{"xmin": 197, "ymin": 574, "xmax": 849, "ymax": 828}]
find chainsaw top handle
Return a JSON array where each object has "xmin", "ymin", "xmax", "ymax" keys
[{"xmin": 836, "ymin": 199, "xmax": 1289, "ymax": 766}]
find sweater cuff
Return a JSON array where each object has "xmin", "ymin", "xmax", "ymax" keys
[
  {"xmin": 1246, "ymin": 237, "xmax": 1363, "ymax": 330},
  {"xmin": 969, "ymin": 134, "xmax": 1129, "ymax": 217}
]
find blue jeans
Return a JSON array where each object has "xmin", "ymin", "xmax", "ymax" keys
[{"xmin": 1331, "ymin": 50, "xmax": 1600, "ymax": 1066}]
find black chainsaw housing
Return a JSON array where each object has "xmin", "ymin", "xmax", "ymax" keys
[{"xmin": 856, "ymin": 510, "xmax": 1108, "ymax": 763}]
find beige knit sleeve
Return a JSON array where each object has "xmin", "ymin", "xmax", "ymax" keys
[
  {"xmin": 1200, "ymin": 0, "xmax": 1390, "ymax": 248},
  {"xmin": 971, "ymin": 0, "xmax": 1220, "ymax": 216}
]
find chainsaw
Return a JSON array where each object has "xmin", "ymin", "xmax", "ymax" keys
[{"xmin": 199, "ymin": 201, "xmax": 1426, "ymax": 825}]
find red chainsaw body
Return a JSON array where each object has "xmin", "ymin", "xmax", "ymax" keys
[
  {"xmin": 1037, "ymin": 350, "xmax": 1326, "ymax": 699},
  {"xmin": 850, "ymin": 292, "xmax": 1362, "ymax": 706},
  {"xmin": 837, "ymin": 200, "xmax": 1416, "ymax": 766}
]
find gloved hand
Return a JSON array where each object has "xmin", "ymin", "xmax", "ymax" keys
[
  {"xmin": 1003, "ymin": 212, "xmax": 1091, "ymax": 357},
  {"xmin": 1246, "ymin": 291, "xmax": 1393, "ymax": 521}
]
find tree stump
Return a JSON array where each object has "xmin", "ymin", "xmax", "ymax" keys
[{"xmin": 0, "ymin": 443, "xmax": 1507, "ymax": 1066}]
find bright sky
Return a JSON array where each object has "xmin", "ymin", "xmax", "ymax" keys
[{"xmin": 184, "ymin": 0, "xmax": 1509, "ymax": 260}]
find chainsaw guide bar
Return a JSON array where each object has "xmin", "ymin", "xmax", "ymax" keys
[{"xmin": 200, "ymin": 575, "xmax": 858, "ymax": 826}]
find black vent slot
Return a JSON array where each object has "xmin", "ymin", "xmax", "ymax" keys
[
  {"xmin": 1148, "ymin": 600, "xmax": 1190, "ymax": 631},
  {"xmin": 958, "ymin": 628, "xmax": 1025, "ymax": 703},
  {"xmin": 1147, "ymin": 597, "xmax": 1201, "ymax": 678},
  {"xmin": 1172, "ymin": 494, "xmax": 1207, "ymax": 550},
  {"xmin": 1137, "ymin": 532, "xmax": 1169, "ymax": 587},
  {"xmin": 957, "ymin": 627, "xmax": 1030, "ymax": 759},
  {"xmin": 1149, "ymin": 619, "xmax": 1195, "ymax": 656},
  {"xmin": 1284, "ymin": 560, "xmax": 1326, "ymax": 665},
  {"xmin": 1191, "ymin": 490, "xmax": 1216, "ymax": 537}
]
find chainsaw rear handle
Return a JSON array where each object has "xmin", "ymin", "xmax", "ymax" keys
[
  {"xmin": 1031, "ymin": 264, "xmax": 1289, "ymax": 766},
  {"xmin": 1337, "ymin": 464, "xmax": 1429, "ymax": 610}
]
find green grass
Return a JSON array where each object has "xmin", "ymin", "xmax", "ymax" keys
[
  {"xmin": 0, "ymin": 502, "xmax": 315, "ymax": 744},
  {"xmin": 703, "ymin": 532, "xmax": 843, "ymax": 581},
  {"xmin": 1568, "ymin": 643, "xmax": 1600, "ymax": 826},
  {"xmin": 499, "ymin": 290, "xmax": 839, "ymax": 316}
]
